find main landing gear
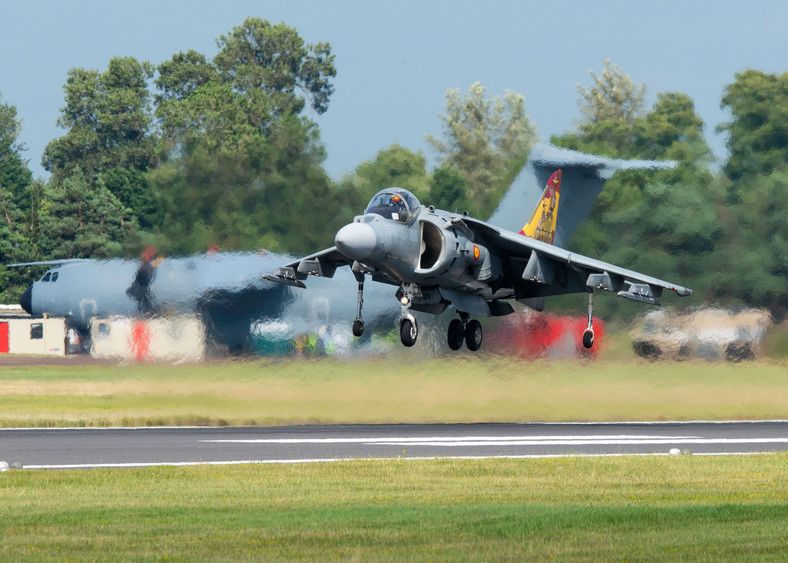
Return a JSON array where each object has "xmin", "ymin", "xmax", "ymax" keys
[
  {"xmin": 447, "ymin": 312, "xmax": 482, "ymax": 352},
  {"xmin": 583, "ymin": 291, "xmax": 595, "ymax": 349}
]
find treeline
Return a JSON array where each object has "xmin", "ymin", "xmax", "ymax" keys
[
  {"xmin": 0, "ymin": 20, "xmax": 785, "ymax": 319},
  {"xmin": 549, "ymin": 62, "xmax": 787, "ymax": 320}
]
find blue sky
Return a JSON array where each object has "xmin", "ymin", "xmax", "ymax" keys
[{"xmin": 2, "ymin": 0, "xmax": 786, "ymax": 180}]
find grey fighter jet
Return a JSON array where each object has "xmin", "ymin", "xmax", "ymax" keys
[{"xmin": 265, "ymin": 165, "xmax": 693, "ymax": 351}]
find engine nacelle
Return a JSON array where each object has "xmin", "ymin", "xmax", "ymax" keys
[{"xmin": 463, "ymin": 241, "xmax": 494, "ymax": 281}]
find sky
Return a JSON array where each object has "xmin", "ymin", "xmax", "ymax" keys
[{"xmin": 2, "ymin": 0, "xmax": 787, "ymax": 181}]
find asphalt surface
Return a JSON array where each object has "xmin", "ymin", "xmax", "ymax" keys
[{"xmin": 1, "ymin": 421, "xmax": 787, "ymax": 469}]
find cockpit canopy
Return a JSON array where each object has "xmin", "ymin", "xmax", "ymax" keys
[{"xmin": 364, "ymin": 188, "xmax": 420, "ymax": 222}]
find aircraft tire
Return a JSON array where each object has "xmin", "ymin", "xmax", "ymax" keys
[
  {"xmin": 582, "ymin": 330, "xmax": 594, "ymax": 349},
  {"xmin": 465, "ymin": 319, "xmax": 483, "ymax": 351},
  {"xmin": 352, "ymin": 320, "xmax": 364, "ymax": 337},
  {"xmin": 400, "ymin": 318, "xmax": 417, "ymax": 347},
  {"xmin": 447, "ymin": 319, "xmax": 464, "ymax": 350}
]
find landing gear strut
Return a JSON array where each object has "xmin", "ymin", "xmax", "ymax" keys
[
  {"xmin": 582, "ymin": 291, "xmax": 595, "ymax": 349},
  {"xmin": 352, "ymin": 271, "xmax": 365, "ymax": 337},
  {"xmin": 447, "ymin": 312, "xmax": 483, "ymax": 352},
  {"xmin": 398, "ymin": 284, "xmax": 418, "ymax": 347}
]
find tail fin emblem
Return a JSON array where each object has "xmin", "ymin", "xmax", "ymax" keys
[{"xmin": 519, "ymin": 169, "xmax": 561, "ymax": 244}]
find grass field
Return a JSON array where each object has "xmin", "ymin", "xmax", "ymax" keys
[
  {"xmin": 2, "ymin": 355, "xmax": 786, "ymax": 560},
  {"xmin": 2, "ymin": 455, "xmax": 787, "ymax": 560},
  {"xmin": 0, "ymin": 357, "xmax": 786, "ymax": 427}
]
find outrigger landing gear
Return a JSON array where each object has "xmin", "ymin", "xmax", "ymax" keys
[
  {"xmin": 352, "ymin": 271, "xmax": 365, "ymax": 337},
  {"xmin": 582, "ymin": 291, "xmax": 595, "ymax": 349},
  {"xmin": 447, "ymin": 312, "xmax": 483, "ymax": 352}
]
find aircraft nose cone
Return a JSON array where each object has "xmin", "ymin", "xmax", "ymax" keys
[
  {"xmin": 335, "ymin": 223, "xmax": 377, "ymax": 261},
  {"xmin": 20, "ymin": 285, "xmax": 33, "ymax": 315}
]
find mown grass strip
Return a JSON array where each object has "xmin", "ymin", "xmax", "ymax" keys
[
  {"xmin": 0, "ymin": 358, "xmax": 787, "ymax": 427},
  {"xmin": 1, "ymin": 455, "xmax": 787, "ymax": 560}
]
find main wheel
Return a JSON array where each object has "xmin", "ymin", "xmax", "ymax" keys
[
  {"xmin": 447, "ymin": 319, "xmax": 464, "ymax": 350},
  {"xmin": 352, "ymin": 319, "xmax": 364, "ymax": 337},
  {"xmin": 465, "ymin": 319, "xmax": 483, "ymax": 351},
  {"xmin": 582, "ymin": 329, "xmax": 594, "ymax": 349},
  {"xmin": 400, "ymin": 318, "xmax": 417, "ymax": 347}
]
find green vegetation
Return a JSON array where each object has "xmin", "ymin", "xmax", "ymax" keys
[
  {"xmin": 425, "ymin": 82, "xmax": 538, "ymax": 218},
  {"xmin": 550, "ymin": 62, "xmax": 787, "ymax": 320},
  {"xmin": 1, "ymin": 455, "xmax": 786, "ymax": 560},
  {"xmin": 0, "ymin": 358, "xmax": 786, "ymax": 428},
  {"xmin": 0, "ymin": 28, "xmax": 785, "ymax": 320}
]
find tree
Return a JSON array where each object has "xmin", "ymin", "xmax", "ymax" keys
[
  {"xmin": 550, "ymin": 63, "xmax": 720, "ymax": 319},
  {"xmin": 0, "ymin": 93, "xmax": 42, "ymax": 300},
  {"xmin": 42, "ymin": 57, "xmax": 157, "ymax": 231},
  {"xmin": 155, "ymin": 49, "xmax": 219, "ymax": 104},
  {"xmin": 576, "ymin": 59, "xmax": 646, "ymax": 125},
  {"xmin": 38, "ymin": 168, "xmax": 138, "ymax": 259},
  {"xmin": 0, "ymin": 92, "xmax": 33, "ymax": 209},
  {"xmin": 150, "ymin": 19, "xmax": 340, "ymax": 254},
  {"xmin": 214, "ymin": 17, "xmax": 336, "ymax": 117},
  {"xmin": 721, "ymin": 169, "xmax": 788, "ymax": 318},
  {"xmin": 633, "ymin": 92, "xmax": 712, "ymax": 165},
  {"xmin": 43, "ymin": 57, "xmax": 156, "ymax": 180},
  {"xmin": 554, "ymin": 60, "xmax": 650, "ymax": 159},
  {"xmin": 718, "ymin": 69, "xmax": 788, "ymax": 183},
  {"xmin": 425, "ymin": 82, "xmax": 538, "ymax": 218},
  {"xmin": 149, "ymin": 117, "xmax": 347, "ymax": 255},
  {"xmin": 341, "ymin": 145, "xmax": 431, "ymax": 204},
  {"xmin": 157, "ymin": 18, "xmax": 336, "ymax": 159},
  {"xmin": 428, "ymin": 166, "xmax": 470, "ymax": 213}
]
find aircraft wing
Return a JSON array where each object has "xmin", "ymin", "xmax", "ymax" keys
[
  {"xmin": 262, "ymin": 246, "xmax": 352, "ymax": 288},
  {"xmin": 7, "ymin": 259, "xmax": 91, "ymax": 268},
  {"xmin": 463, "ymin": 217, "xmax": 692, "ymax": 304}
]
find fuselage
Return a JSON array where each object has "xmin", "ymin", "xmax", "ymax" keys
[
  {"xmin": 332, "ymin": 188, "xmax": 506, "ymax": 318},
  {"xmin": 19, "ymin": 252, "xmax": 399, "ymax": 351}
]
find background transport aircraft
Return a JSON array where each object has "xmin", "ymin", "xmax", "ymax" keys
[
  {"xmin": 12, "ymin": 252, "xmax": 398, "ymax": 354},
  {"xmin": 9, "ymin": 145, "xmax": 683, "ymax": 355},
  {"xmin": 265, "ymin": 156, "xmax": 692, "ymax": 352}
]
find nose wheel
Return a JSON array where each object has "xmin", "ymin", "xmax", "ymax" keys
[
  {"xmin": 400, "ymin": 317, "xmax": 418, "ymax": 347},
  {"xmin": 447, "ymin": 313, "xmax": 483, "ymax": 352}
]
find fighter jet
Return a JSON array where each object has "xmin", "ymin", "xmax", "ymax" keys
[
  {"xmin": 264, "ymin": 161, "xmax": 693, "ymax": 351},
  {"xmin": 7, "ymin": 145, "xmax": 690, "ymax": 355}
]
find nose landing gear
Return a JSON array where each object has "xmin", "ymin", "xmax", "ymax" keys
[
  {"xmin": 352, "ymin": 271, "xmax": 365, "ymax": 337},
  {"xmin": 398, "ymin": 283, "xmax": 418, "ymax": 347}
]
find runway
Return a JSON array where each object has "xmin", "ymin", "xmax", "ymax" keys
[{"xmin": 2, "ymin": 421, "xmax": 787, "ymax": 470}]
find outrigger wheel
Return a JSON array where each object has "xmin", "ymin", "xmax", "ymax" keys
[
  {"xmin": 582, "ymin": 329, "xmax": 594, "ymax": 349},
  {"xmin": 352, "ymin": 319, "xmax": 364, "ymax": 337}
]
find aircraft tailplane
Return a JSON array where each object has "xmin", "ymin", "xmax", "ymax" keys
[{"xmin": 518, "ymin": 169, "xmax": 561, "ymax": 245}]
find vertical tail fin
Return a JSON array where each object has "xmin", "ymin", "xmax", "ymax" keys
[{"xmin": 519, "ymin": 169, "xmax": 561, "ymax": 244}]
